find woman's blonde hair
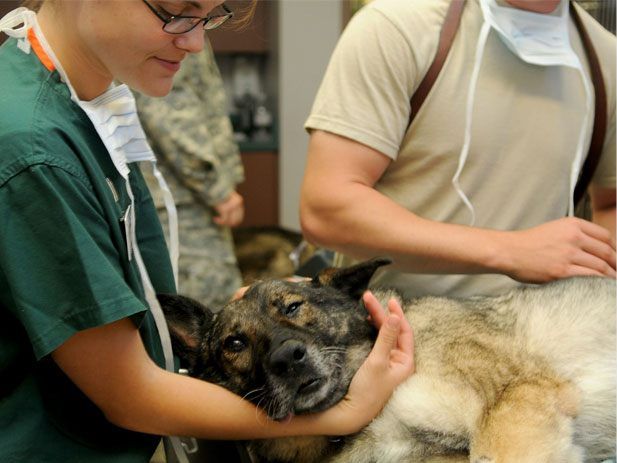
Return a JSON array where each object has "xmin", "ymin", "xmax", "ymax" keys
[{"xmin": 230, "ymin": 0, "xmax": 258, "ymax": 30}]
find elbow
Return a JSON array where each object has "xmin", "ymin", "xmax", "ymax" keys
[
  {"xmin": 98, "ymin": 392, "xmax": 150, "ymax": 433},
  {"xmin": 103, "ymin": 407, "xmax": 136, "ymax": 432},
  {"xmin": 101, "ymin": 397, "xmax": 161, "ymax": 436},
  {"xmin": 300, "ymin": 197, "xmax": 340, "ymax": 249},
  {"xmin": 300, "ymin": 211, "xmax": 325, "ymax": 248},
  {"xmin": 95, "ymin": 369, "xmax": 163, "ymax": 435}
]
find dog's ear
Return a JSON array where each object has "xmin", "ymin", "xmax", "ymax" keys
[
  {"xmin": 312, "ymin": 257, "xmax": 392, "ymax": 299},
  {"xmin": 157, "ymin": 293, "xmax": 214, "ymax": 372}
]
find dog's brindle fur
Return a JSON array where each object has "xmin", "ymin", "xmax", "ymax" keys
[{"xmin": 159, "ymin": 258, "xmax": 616, "ymax": 463}]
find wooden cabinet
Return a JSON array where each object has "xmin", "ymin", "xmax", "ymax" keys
[
  {"xmin": 208, "ymin": 0, "xmax": 271, "ymax": 54},
  {"xmin": 237, "ymin": 151, "xmax": 278, "ymax": 227},
  {"xmin": 212, "ymin": 1, "xmax": 280, "ymax": 228}
]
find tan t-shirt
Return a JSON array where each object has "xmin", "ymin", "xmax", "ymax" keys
[{"xmin": 305, "ymin": 0, "xmax": 616, "ymax": 297}]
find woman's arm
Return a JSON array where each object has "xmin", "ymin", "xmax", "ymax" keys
[
  {"xmin": 300, "ymin": 131, "xmax": 615, "ymax": 282},
  {"xmin": 51, "ymin": 294, "xmax": 413, "ymax": 440}
]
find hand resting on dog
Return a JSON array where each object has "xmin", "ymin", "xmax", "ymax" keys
[{"xmin": 314, "ymin": 292, "xmax": 414, "ymax": 436}]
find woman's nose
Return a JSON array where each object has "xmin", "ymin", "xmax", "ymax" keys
[{"xmin": 173, "ymin": 26, "xmax": 206, "ymax": 54}]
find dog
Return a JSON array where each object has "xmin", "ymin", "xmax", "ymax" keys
[
  {"xmin": 232, "ymin": 226, "xmax": 316, "ymax": 285},
  {"xmin": 159, "ymin": 258, "xmax": 616, "ymax": 463}
]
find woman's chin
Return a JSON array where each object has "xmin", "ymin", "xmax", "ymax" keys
[{"xmin": 131, "ymin": 78, "xmax": 175, "ymax": 98}]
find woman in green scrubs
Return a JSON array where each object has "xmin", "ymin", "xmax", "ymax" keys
[{"xmin": 0, "ymin": 1, "xmax": 414, "ymax": 462}]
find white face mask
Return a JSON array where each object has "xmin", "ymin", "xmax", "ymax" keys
[
  {"xmin": 479, "ymin": 0, "xmax": 581, "ymax": 68},
  {"xmin": 80, "ymin": 87, "xmax": 180, "ymax": 284},
  {"xmin": 453, "ymin": 0, "xmax": 593, "ymax": 224}
]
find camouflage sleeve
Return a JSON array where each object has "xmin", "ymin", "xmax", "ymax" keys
[
  {"xmin": 135, "ymin": 40, "xmax": 244, "ymax": 207},
  {"xmin": 193, "ymin": 42, "xmax": 245, "ymax": 190}
]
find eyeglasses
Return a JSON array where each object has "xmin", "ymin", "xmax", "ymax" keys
[{"xmin": 143, "ymin": 0, "xmax": 234, "ymax": 34}]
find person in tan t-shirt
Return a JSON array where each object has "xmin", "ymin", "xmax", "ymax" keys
[{"xmin": 302, "ymin": 0, "xmax": 616, "ymax": 298}]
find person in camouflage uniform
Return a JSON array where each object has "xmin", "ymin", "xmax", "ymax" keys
[{"xmin": 135, "ymin": 40, "xmax": 244, "ymax": 309}]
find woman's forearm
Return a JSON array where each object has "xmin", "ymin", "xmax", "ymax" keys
[{"xmin": 53, "ymin": 303, "xmax": 413, "ymax": 441}]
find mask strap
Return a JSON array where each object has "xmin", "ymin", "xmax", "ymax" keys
[
  {"xmin": 568, "ymin": 65, "xmax": 593, "ymax": 216},
  {"xmin": 126, "ymin": 180, "xmax": 173, "ymax": 367},
  {"xmin": 0, "ymin": 7, "xmax": 35, "ymax": 53},
  {"xmin": 22, "ymin": 10, "xmax": 83, "ymax": 103},
  {"xmin": 125, "ymin": 180, "xmax": 189, "ymax": 463},
  {"xmin": 0, "ymin": 7, "xmax": 31, "ymax": 36},
  {"xmin": 152, "ymin": 163, "xmax": 179, "ymax": 287},
  {"xmin": 452, "ymin": 20, "xmax": 491, "ymax": 226}
]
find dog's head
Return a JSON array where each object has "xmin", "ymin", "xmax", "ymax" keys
[{"xmin": 159, "ymin": 257, "xmax": 391, "ymax": 421}]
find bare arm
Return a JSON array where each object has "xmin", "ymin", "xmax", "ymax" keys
[
  {"xmin": 51, "ymin": 296, "xmax": 413, "ymax": 440},
  {"xmin": 300, "ymin": 131, "xmax": 615, "ymax": 282}
]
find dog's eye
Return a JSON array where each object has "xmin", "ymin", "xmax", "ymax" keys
[
  {"xmin": 282, "ymin": 301, "xmax": 303, "ymax": 317},
  {"xmin": 223, "ymin": 335, "xmax": 247, "ymax": 353}
]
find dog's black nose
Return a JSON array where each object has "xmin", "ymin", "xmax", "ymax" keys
[{"xmin": 268, "ymin": 340, "xmax": 307, "ymax": 375}]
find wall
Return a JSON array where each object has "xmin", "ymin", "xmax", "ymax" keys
[{"xmin": 278, "ymin": 0, "xmax": 343, "ymax": 231}]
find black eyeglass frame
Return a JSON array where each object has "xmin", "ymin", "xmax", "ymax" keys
[{"xmin": 142, "ymin": 0, "xmax": 234, "ymax": 34}]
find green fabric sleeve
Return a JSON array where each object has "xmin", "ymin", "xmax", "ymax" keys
[{"xmin": 0, "ymin": 162, "xmax": 147, "ymax": 359}]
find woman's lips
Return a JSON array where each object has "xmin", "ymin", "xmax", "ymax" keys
[{"xmin": 154, "ymin": 57, "xmax": 181, "ymax": 72}]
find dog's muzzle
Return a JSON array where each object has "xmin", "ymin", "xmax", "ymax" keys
[
  {"xmin": 267, "ymin": 338, "xmax": 325, "ymax": 396},
  {"xmin": 268, "ymin": 339, "xmax": 308, "ymax": 376}
]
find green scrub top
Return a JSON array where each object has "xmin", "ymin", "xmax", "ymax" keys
[{"xmin": 0, "ymin": 35, "xmax": 176, "ymax": 462}]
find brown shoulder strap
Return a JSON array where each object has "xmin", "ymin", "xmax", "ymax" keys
[
  {"xmin": 570, "ymin": 1, "xmax": 607, "ymax": 206},
  {"xmin": 408, "ymin": 0, "xmax": 466, "ymax": 128}
]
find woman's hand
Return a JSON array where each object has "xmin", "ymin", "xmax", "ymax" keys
[
  {"xmin": 317, "ymin": 291, "xmax": 415, "ymax": 435},
  {"xmin": 213, "ymin": 191, "xmax": 244, "ymax": 227}
]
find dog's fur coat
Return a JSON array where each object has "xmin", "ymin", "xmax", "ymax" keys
[{"xmin": 159, "ymin": 258, "xmax": 616, "ymax": 463}]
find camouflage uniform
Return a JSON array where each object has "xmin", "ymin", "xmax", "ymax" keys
[{"xmin": 135, "ymin": 41, "xmax": 244, "ymax": 309}]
